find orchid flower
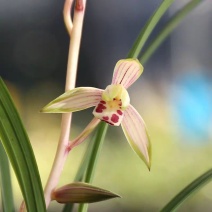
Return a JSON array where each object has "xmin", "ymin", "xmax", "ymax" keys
[{"xmin": 42, "ymin": 59, "xmax": 151, "ymax": 169}]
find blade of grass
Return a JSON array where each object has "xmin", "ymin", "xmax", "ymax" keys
[
  {"xmin": 128, "ymin": 0, "xmax": 175, "ymax": 58},
  {"xmin": 62, "ymin": 130, "xmax": 99, "ymax": 212},
  {"xmin": 0, "ymin": 142, "xmax": 15, "ymax": 212},
  {"xmin": 161, "ymin": 168, "xmax": 212, "ymax": 212},
  {"xmin": 0, "ymin": 78, "xmax": 46, "ymax": 212},
  {"xmin": 78, "ymin": 122, "xmax": 108, "ymax": 212},
  {"xmin": 140, "ymin": 0, "xmax": 202, "ymax": 64},
  {"xmin": 83, "ymin": 122, "xmax": 108, "ymax": 183}
]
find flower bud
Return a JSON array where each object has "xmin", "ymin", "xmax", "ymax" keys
[{"xmin": 52, "ymin": 182, "xmax": 120, "ymax": 203}]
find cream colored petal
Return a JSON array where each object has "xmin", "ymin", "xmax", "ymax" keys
[
  {"xmin": 112, "ymin": 59, "xmax": 143, "ymax": 89},
  {"xmin": 121, "ymin": 104, "xmax": 151, "ymax": 169},
  {"xmin": 68, "ymin": 117, "xmax": 101, "ymax": 149},
  {"xmin": 41, "ymin": 87, "xmax": 103, "ymax": 113}
]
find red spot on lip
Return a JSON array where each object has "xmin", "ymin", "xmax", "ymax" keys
[
  {"xmin": 100, "ymin": 100, "xmax": 106, "ymax": 104},
  {"xmin": 117, "ymin": 110, "xmax": 123, "ymax": 115},
  {"xmin": 103, "ymin": 116, "xmax": 109, "ymax": 121},
  {"xmin": 111, "ymin": 114, "xmax": 119, "ymax": 123},
  {"xmin": 95, "ymin": 103, "xmax": 106, "ymax": 113}
]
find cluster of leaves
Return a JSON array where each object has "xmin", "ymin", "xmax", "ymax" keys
[{"xmin": 0, "ymin": 0, "xmax": 210, "ymax": 212}]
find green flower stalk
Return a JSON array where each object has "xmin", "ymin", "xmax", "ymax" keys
[{"xmin": 42, "ymin": 59, "xmax": 151, "ymax": 169}]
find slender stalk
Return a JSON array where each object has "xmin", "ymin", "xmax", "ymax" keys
[
  {"xmin": 63, "ymin": 0, "xmax": 74, "ymax": 36},
  {"xmin": 78, "ymin": 122, "xmax": 108, "ymax": 212},
  {"xmin": 84, "ymin": 122, "xmax": 108, "ymax": 183},
  {"xmin": 44, "ymin": 0, "xmax": 87, "ymax": 207}
]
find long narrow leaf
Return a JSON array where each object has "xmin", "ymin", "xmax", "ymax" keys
[
  {"xmin": 0, "ymin": 78, "xmax": 46, "ymax": 212},
  {"xmin": 84, "ymin": 122, "xmax": 108, "ymax": 183},
  {"xmin": 128, "ymin": 0, "xmax": 175, "ymax": 58},
  {"xmin": 141, "ymin": 0, "xmax": 202, "ymax": 64},
  {"xmin": 78, "ymin": 122, "xmax": 108, "ymax": 212},
  {"xmin": 0, "ymin": 142, "xmax": 15, "ymax": 212},
  {"xmin": 161, "ymin": 169, "xmax": 212, "ymax": 212}
]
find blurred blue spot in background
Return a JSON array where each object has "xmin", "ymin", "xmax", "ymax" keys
[{"xmin": 170, "ymin": 71, "xmax": 212, "ymax": 144}]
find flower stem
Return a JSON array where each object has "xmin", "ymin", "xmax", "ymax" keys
[
  {"xmin": 44, "ymin": 0, "xmax": 87, "ymax": 208},
  {"xmin": 78, "ymin": 122, "xmax": 108, "ymax": 212}
]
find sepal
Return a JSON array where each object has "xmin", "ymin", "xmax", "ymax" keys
[
  {"xmin": 41, "ymin": 87, "xmax": 103, "ymax": 113},
  {"xmin": 112, "ymin": 59, "xmax": 143, "ymax": 89},
  {"xmin": 121, "ymin": 104, "xmax": 151, "ymax": 169}
]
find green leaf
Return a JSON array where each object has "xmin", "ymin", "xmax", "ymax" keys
[
  {"xmin": 52, "ymin": 182, "xmax": 120, "ymax": 203},
  {"xmin": 127, "ymin": 0, "xmax": 175, "ymax": 59},
  {"xmin": 84, "ymin": 122, "xmax": 108, "ymax": 183},
  {"xmin": 161, "ymin": 169, "xmax": 212, "ymax": 212},
  {"xmin": 140, "ymin": 0, "xmax": 202, "ymax": 64},
  {"xmin": 0, "ymin": 142, "xmax": 15, "ymax": 212},
  {"xmin": 78, "ymin": 122, "xmax": 108, "ymax": 212},
  {"xmin": 0, "ymin": 78, "xmax": 46, "ymax": 212}
]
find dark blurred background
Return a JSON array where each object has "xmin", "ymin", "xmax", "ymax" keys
[
  {"xmin": 0, "ymin": 0, "xmax": 212, "ymax": 211},
  {"xmin": 0, "ymin": 0, "xmax": 174, "ymax": 88}
]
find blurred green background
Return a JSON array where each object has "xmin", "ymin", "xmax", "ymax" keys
[{"xmin": 0, "ymin": 0, "xmax": 212, "ymax": 211}]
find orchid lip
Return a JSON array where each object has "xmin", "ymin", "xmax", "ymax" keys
[
  {"xmin": 93, "ymin": 100, "xmax": 124, "ymax": 126},
  {"xmin": 93, "ymin": 84, "xmax": 130, "ymax": 126}
]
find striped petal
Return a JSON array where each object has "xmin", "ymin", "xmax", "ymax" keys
[
  {"xmin": 68, "ymin": 117, "xmax": 101, "ymax": 150},
  {"xmin": 41, "ymin": 87, "xmax": 103, "ymax": 113},
  {"xmin": 111, "ymin": 59, "xmax": 143, "ymax": 89},
  {"xmin": 121, "ymin": 104, "xmax": 151, "ymax": 169}
]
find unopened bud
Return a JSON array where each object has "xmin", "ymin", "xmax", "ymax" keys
[{"xmin": 52, "ymin": 182, "xmax": 120, "ymax": 203}]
